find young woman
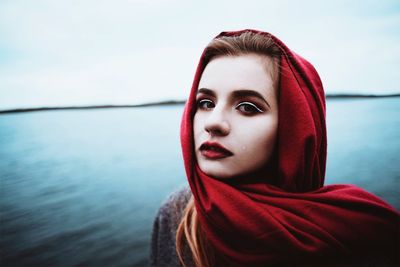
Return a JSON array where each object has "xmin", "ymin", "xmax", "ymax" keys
[{"xmin": 150, "ymin": 29, "xmax": 399, "ymax": 267}]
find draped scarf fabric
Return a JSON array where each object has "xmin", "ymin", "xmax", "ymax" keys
[{"xmin": 180, "ymin": 29, "xmax": 399, "ymax": 265}]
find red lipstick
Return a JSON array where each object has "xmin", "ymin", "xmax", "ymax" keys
[{"xmin": 199, "ymin": 141, "xmax": 233, "ymax": 159}]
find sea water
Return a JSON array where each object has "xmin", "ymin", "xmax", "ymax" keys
[{"xmin": 0, "ymin": 97, "xmax": 399, "ymax": 266}]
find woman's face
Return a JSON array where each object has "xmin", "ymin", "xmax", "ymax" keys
[{"xmin": 194, "ymin": 54, "xmax": 279, "ymax": 179}]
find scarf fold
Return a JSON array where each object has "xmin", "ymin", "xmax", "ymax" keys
[{"xmin": 180, "ymin": 29, "xmax": 399, "ymax": 265}]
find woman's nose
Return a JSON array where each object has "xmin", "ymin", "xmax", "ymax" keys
[{"xmin": 204, "ymin": 107, "xmax": 230, "ymax": 136}]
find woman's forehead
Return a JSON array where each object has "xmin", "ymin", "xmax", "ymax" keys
[{"xmin": 198, "ymin": 54, "xmax": 277, "ymax": 99}]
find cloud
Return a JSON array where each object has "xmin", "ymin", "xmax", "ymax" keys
[{"xmin": 0, "ymin": 0, "xmax": 399, "ymax": 109}]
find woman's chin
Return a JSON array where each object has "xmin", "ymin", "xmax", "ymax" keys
[{"xmin": 199, "ymin": 166, "xmax": 234, "ymax": 180}]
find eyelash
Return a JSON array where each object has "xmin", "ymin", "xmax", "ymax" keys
[
  {"xmin": 236, "ymin": 101, "xmax": 264, "ymax": 114},
  {"xmin": 196, "ymin": 99, "xmax": 264, "ymax": 115}
]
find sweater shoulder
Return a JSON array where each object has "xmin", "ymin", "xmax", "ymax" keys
[
  {"xmin": 158, "ymin": 186, "xmax": 192, "ymax": 223},
  {"xmin": 150, "ymin": 186, "xmax": 192, "ymax": 267}
]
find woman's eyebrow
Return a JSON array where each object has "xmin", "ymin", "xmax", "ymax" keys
[
  {"xmin": 232, "ymin": 89, "xmax": 270, "ymax": 108},
  {"xmin": 197, "ymin": 88, "xmax": 215, "ymax": 97}
]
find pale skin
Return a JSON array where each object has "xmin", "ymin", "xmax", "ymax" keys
[{"xmin": 194, "ymin": 53, "xmax": 279, "ymax": 179}]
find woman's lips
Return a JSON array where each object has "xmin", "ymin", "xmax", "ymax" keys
[{"xmin": 199, "ymin": 141, "xmax": 233, "ymax": 159}]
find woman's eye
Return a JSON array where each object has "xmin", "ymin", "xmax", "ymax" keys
[
  {"xmin": 236, "ymin": 102, "xmax": 264, "ymax": 114},
  {"xmin": 197, "ymin": 99, "xmax": 215, "ymax": 110}
]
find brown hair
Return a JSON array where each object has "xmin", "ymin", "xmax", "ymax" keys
[{"xmin": 176, "ymin": 31, "xmax": 282, "ymax": 267}]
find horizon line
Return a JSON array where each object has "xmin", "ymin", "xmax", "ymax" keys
[{"xmin": 1, "ymin": 93, "xmax": 399, "ymax": 114}]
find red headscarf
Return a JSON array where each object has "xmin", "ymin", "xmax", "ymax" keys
[{"xmin": 180, "ymin": 29, "xmax": 399, "ymax": 265}]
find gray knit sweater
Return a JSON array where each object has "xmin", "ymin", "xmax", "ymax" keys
[
  {"xmin": 149, "ymin": 187, "xmax": 398, "ymax": 267},
  {"xmin": 150, "ymin": 186, "xmax": 192, "ymax": 267}
]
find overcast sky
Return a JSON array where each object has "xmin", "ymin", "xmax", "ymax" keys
[{"xmin": 0, "ymin": 0, "xmax": 399, "ymax": 110}]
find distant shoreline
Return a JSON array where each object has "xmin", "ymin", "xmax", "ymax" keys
[
  {"xmin": 0, "ymin": 100, "xmax": 186, "ymax": 114},
  {"xmin": 1, "ymin": 94, "xmax": 399, "ymax": 114},
  {"xmin": 325, "ymin": 93, "xmax": 400, "ymax": 99}
]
